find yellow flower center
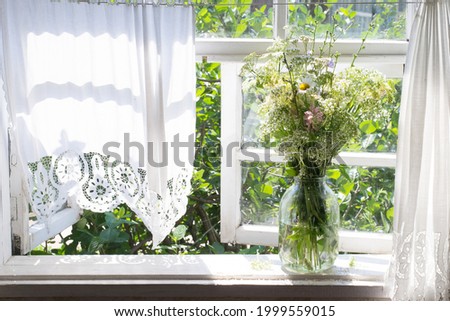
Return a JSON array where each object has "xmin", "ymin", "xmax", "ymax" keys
[{"xmin": 299, "ymin": 83, "xmax": 310, "ymax": 91}]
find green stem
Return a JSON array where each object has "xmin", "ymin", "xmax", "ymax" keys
[
  {"xmin": 351, "ymin": 15, "xmax": 377, "ymax": 67},
  {"xmin": 282, "ymin": 52, "xmax": 300, "ymax": 114}
]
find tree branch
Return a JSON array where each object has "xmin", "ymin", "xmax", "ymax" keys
[
  {"xmin": 195, "ymin": 204, "xmax": 220, "ymax": 244},
  {"xmin": 197, "ymin": 78, "xmax": 221, "ymax": 83}
]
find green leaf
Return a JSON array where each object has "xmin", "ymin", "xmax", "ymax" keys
[
  {"xmin": 196, "ymin": 86, "xmax": 206, "ymax": 97},
  {"xmin": 285, "ymin": 167, "xmax": 298, "ymax": 177},
  {"xmin": 327, "ymin": 169, "xmax": 341, "ymax": 180},
  {"xmin": 299, "ymin": 4, "xmax": 308, "ymax": 15},
  {"xmin": 360, "ymin": 120, "xmax": 377, "ymax": 134},
  {"xmin": 116, "ymin": 232, "xmax": 130, "ymax": 243},
  {"xmin": 194, "ymin": 169, "xmax": 205, "ymax": 180},
  {"xmin": 76, "ymin": 217, "xmax": 87, "ymax": 229},
  {"xmin": 386, "ymin": 207, "xmax": 394, "ymax": 222},
  {"xmin": 105, "ymin": 212, "xmax": 119, "ymax": 228},
  {"xmin": 314, "ymin": 4, "xmax": 323, "ymax": 17},
  {"xmin": 260, "ymin": 183, "xmax": 273, "ymax": 195},
  {"xmin": 367, "ymin": 199, "xmax": 381, "ymax": 212},
  {"xmin": 117, "ymin": 206, "xmax": 126, "ymax": 218},
  {"xmin": 88, "ymin": 237, "xmax": 103, "ymax": 253},
  {"xmin": 234, "ymin": 23, "xmax": 248, "ymax": 38},
  {"xmin": 211, "ymin": 241, "xmax": 225, "ymax": 254},
  {"xmin": 340, "ymin": 167, "xmax": 352, "ymax": 182},
  {"xmin": 339, "ymin": 182, "xmax": 355, "ymax": 196},
  {"xmin": 202, "ymin": 96, "xmax": 214, "ymax": 105},
  {"xmin": 171, "ymin": 225, "xmax": 188, "ymax": 242},
  {"xmin": 198, "ymin": 7, "xmax": 208, "ymax": 17},
  {"xmin": 104, "ymin": 211, "xmax": 136, "ymax": 228},
  {"xmin": 99, "ymin": 228, "xmax": 121, "ymax": 243}
]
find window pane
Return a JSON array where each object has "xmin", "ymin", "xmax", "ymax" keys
[
  {"xmin": 327, "ymin": 165, "xmax": 395, "ymax": 233},
  {"xmin": 195, "ymin": 1, "xmax": 273, "ymax": 38},
  {"xmin": 241, "ymin": 161, "xmax": 294, "ymax": 225},
  {"xmin": 242, "ymin": 78, "xmax": 272, "ymax": 149},
  {"xmin": 344, "ymin": 79, "xmax": 401, "ymax": 153},
  {"xmin": 241, "ymin": 161, "xmax": 395, "ymax": 233},
  {"xmin": 288, "ymin": 0, "xmax": 407, "ymax": 40}
]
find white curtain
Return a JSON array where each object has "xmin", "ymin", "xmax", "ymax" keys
[
  {"xmin": 0, "ymin": 0, "xmax": 196, "ymax": 246},
  {"xmin": 0, "ymin": 17, "xmax": 9, "ymax": 237},
  {"xmin": 389, "ymin": 0, "xmax": 450, "ymax": 300}
]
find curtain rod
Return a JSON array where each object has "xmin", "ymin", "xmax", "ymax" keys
[{"xmin": 61, "ymin": 1, "xmax": 420, "ymax": 6}]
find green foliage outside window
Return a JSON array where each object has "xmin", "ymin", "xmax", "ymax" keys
[{"xmin": 196, "ymin": 0, "xmax": 273, "ymax": 38}]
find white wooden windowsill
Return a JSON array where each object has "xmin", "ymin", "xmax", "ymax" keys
[{"xmin": 0, "ymin": 254, "xmax": 390, "ymax": 300}]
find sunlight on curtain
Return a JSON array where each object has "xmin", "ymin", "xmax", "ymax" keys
[
  {"xmin": 1, "ymin": 0, "xmax": 196, "ymax": 246},
  {"xmin": 389, "ymin": 0, "xmax": 450, "ymax": 300}
]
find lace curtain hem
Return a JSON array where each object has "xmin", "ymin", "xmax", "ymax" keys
[
  {"xmin": 390, "ymin": 229, "xmax": 450, "ymax": 300},
  {"xmin": 27, "ymin": 150, "xmax": 192, "ymax": 246}
]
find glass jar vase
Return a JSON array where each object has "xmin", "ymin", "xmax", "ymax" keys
[{"xmin": 279, "ymin": 176, "xmax": 339, "ymax": 273}]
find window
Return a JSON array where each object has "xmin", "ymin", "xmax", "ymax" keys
[
  {"xmin": 4, "ymin": 0, "xmax": 410, "ymax": 257},
  {"xmin": 213, "ymin": 0, "xmax": 409, "ymax": 254},
  {"xmin": 0, "ymin": 0, "xmax": 414, "ymax": 300}
]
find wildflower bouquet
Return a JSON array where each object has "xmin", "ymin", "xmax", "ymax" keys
[
  {"xmin": 241, "ymin": 35, "xmax": 394, "ymax": 178},
  {"xmin": 241, "ymin": 30, "xmax": 394, "ymax": 272}
]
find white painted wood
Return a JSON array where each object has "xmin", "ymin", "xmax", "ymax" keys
[
  {"xmin": 334, "ymin": 151, "xmax": 397, "ymax": 168},
  {"xmin": 0, "ymin": 254, "xmax": 389, "ymax": 282},
  {"xmin": 237, "ymin": 147, "xmax": 286, "ymax": 163},
  {"xmin": 236, "ymin": 224, "xmax": 278, "ymax": 246},
  {"xmin": 6, "ymin": 133, "xmax": 81, "ymax": 254},
  {"xmin": 235, "ymin": 224, "xmax": 392, "ymax": 254},
  {"xmin": 8, "ymin": 135, "xmax": 30, "ymax": 255},
  {"xmin": 196, "ymin": 38, "xmax": 407, "ymax": 59},
  {"xmin": 29, "ymin": 207, "xmax": 80, "ymax": 250},
  {"xmin": 274, "ymin": 0, "xmax": 287, "ymax": 39},
  {"xmin": 220, "ymin": 63, "xmax": 243, "ymax": 243},
  {"xmin": 237, "ymin": 148, "xmax": 396, "ymax": 168},
  {"xmin": 339, "ymin": 230, "xmax": 393, "ymax": 254},
  {"xmin": 0, "ymin": 254, "xmax": 389, "ymax": 299}
]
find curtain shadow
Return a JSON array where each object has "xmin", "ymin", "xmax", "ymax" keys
[{"xmin": 28, "ymin": 82, "xmax": 141, "ymax": 111}]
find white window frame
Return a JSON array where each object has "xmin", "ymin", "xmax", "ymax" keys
[
  {"xmin": 194, "ymin": 2, "xmax": 410, "ymax": 254},
  {"xmin": 218, "ymin": 56, "xmax": 404, "ymax": 254},
  {"xmin": 0, "ymin": 0, "xmax": 413, "ymax": 299}
]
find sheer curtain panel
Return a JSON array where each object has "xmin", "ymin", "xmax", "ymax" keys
[
  {"xmin": 0, "ymin": 0, "xmax": 196, "ymax": 247},
  {"xmin": 389, "ymin": 0, "xmax": 450, "ymax": 300},
  {"xmin": 0, "ymin": 18, "xmax": 10, "ymax": 249}
]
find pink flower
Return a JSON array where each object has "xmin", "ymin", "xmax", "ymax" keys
[{"xmin": 304, "ymin": 105, "xmax": 324, "ymax": 132}]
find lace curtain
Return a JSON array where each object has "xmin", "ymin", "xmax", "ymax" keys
[
  {"xmin": 388, "ymin": 0, "xmax": 450, "ymax": 300},
  {"xmin": 0, "ymin": 0, "xmax": 196, "ymax": 246}
]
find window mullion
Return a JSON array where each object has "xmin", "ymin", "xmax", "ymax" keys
[
  {"xmin": 334, "ymin": 152, "xmax": 396, "ymax": 168},
  {"xmin": 9, "ymin": 134, "xmax": 30, "ymax": 255},
  {"xmin": 406, "ymin": 2, "xmax": 418, "ymax": 40},
  {"xmin": 237, "ymin": 148, "xmax": 396, "ymax": 168},
  {"xmin": 235, "ymin": 225, "xmax": 393, "ymax": 254},
  {"xmin": 220, "ymin": 62, "xmax": 243, "ymax": 243},
  {"xmin": 273, "ymin": 0, "xmax": 288, "ymax": 39}
]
